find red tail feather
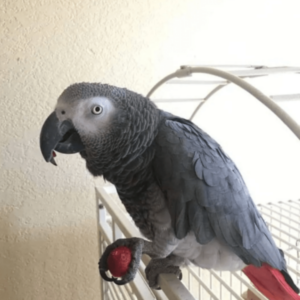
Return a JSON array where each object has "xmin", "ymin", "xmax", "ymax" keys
[{"xmin": 243, "ymin": 264, "xmax": 300, "ymax": 300}]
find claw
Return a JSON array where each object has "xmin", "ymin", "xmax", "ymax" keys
[
  {"xmin": 113, "ymin": 278, "xmax": 128, "ymax": 285},
  {"xmin": 178, "ymin": 271, "xmax": 182, "ymax": 281},
  {"xmin": 99, "ymin": 268, "xmax": 115, "ymax": 282},
  {"xmin": 145, "ymin": 256, "xmax": 184, "ymax": 289}
]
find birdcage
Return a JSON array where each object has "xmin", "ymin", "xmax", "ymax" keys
[{"xmin": 96, "ymin": 66, "xmax": 300, "ymax": 300}]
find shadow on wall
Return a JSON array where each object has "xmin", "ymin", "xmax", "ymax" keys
[{"xmin": 0, "ymin": 211, "xmax": 100, "ymax": 300}]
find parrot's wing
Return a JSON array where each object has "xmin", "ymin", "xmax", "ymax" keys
[{"xmin": 154, "ymin": 115, "xmax": 284, "ymax": 270}]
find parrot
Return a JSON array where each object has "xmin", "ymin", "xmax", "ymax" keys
[{"xmin": 40, "ymin": 82, "xmax": 300, "ymax": 300}]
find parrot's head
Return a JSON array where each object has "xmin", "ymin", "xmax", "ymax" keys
[
  {"xmin": 40, "ymin": 83, "xmax": 121, "ymax": 166},
  {"xmin": 40, "ymin": 82, "xmax": 159, "ymax": 173}
]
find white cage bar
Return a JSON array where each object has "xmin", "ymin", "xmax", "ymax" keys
[
  {"xmin": 97, "ymin": 66, "xmax": 300, "ymax": 299},
  {"xmin": 96, "ymin": 185, "xmax": 300, "ymax": 300}
]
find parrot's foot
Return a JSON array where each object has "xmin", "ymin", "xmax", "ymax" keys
[
  {"xmin": 145, "ymin": 255, "xmax": 183, "ymax": 289},
  {"xmin": 99, "ymin": 237, "xmax": 144, "ymax": 285}
]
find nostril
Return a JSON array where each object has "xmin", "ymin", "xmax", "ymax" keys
[{"xmin": 61, "ymin": 110, "xmax": 65, "ymax": 115}]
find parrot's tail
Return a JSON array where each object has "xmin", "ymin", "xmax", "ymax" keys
[
  {"xmin": 279, "ymin": 248, "xmax": 300, "ymax": 294},
  {"xmin": 243, "ymin": 263, "xmax": 300, "ymax": 300},
  {"xmin": 281, "ymin": 269, "xmax": 300, "ymax": 294}
]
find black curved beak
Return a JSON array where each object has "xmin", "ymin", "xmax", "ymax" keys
[{"xmin": 40, "ymin": 112, "xmax": 85, "ymax": 166}]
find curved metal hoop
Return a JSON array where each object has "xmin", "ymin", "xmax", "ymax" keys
[
  {"xmin": 189, "ymin": 84, "xmax": 228, "ymax": 121},
  {"xmin": 147, "ymin": 67, "xmax": 300, "ymax": 140}
]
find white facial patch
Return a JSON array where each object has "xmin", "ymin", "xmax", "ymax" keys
[
  {"xmin": 56, "ymin": 96, "xmax": 117, "ymax": 136},
  {"xmin": 74, "ymin": 96, "xmax": 116, "ymax": 136}
]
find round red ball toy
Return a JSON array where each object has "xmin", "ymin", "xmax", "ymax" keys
[{"xmin": 107, "ymin": 246, "xmax": 132, "ymax": 277}]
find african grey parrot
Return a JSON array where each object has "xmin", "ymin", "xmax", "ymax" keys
[{"xmin": 40, "ymin": 82, "xmax": 300, "ymax": 300}]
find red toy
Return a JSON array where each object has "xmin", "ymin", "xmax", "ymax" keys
[{"xmin": 107, "ymin": 246, "xmax": 132, "ymax": 277}]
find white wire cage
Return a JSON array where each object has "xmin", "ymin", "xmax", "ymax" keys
[
  {"xmin": 96, "ymin": 65, "xmax": 300, "ymax": 300},
  {"xmin": 96, "ymin": 185, "xmax": 300, "ymax": 300}
]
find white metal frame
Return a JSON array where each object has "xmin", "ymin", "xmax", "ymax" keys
[
  {"xmin": 96, "ymin": 185, "xmax": 300, "ymax": 300},
  {"xmin": 96, "ymin": 185, "xmax": 194, "ymax": 300},
  {"xmin": 147, "ymin": 65, "xmax": 300, "ymax": 140},
  {"xmin": 97, "ymin": 65, "xmax": 300, "ymax": 299}
]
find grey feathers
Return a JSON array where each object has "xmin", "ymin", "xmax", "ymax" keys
[
  {"xmin": 55, "ymin": 82, "xmax": 286, "ymax": 272},
  {"xmin": 154, "ymin": 114, "xmax": 284, "ymax": 270}
]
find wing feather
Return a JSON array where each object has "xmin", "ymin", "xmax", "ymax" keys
[{"xmin": 153, "ymin": 114, "xmax": 285, "ymax": 270}]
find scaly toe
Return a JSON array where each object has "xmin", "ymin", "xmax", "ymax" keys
[{"xmin": 146, "ymin": 260, "xmax": 182, "ymax": 289}]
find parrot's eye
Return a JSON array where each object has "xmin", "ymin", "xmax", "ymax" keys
[{"xmin": 92, "ymin": 106, "xmax": 103, "ymax": 115}]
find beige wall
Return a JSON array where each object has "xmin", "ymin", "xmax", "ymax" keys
[
  {"xmin": 0, "ymin": 1, "xmax": 204, "ymax": 299},
  {"xmin": 1, "ymin": 0, "xmax": 300, "ymax": 299}
]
